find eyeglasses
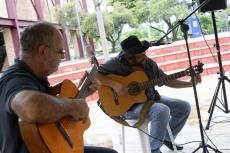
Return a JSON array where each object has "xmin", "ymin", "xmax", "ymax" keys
[
  {"xmin": 54, "ymin": 48, "xmax": 65, "ymax": 55},
  {"xmin": 45, "ymin": 45, "xmax": 65, "ymax": 55}
]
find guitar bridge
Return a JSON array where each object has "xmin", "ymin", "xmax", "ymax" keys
[
  {"xmin": 112, "ymin": 88, "xmax": 119, "ymax": 105},
  {"xmin": 55, "ymin": 122, "xmax": 74, "ymax": 148}
]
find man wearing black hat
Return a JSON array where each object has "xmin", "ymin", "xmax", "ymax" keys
[{"xmin": 96, "ymin": 35, "xmax": 201, "ymax": 153}]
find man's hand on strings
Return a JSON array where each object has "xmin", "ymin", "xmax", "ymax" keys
[
  {"xmin": 190, "ymin": 74, "xmax": 202, "ymax": 85},
  {"xmin": 79, "ymin": 71, "xmax": 101, "ymax": 96},
  {"xmin": 113, "ymin": 82, "xmax": 129, "ymax": 96},
  {"xmin": 87, "ymin": 78, "xmax": 101, "ymax": 96},
  {"xmin": 78, "ymin": 71, "xmax": 89, "ymax": 88}
]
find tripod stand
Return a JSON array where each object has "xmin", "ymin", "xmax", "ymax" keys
[
  {"xmin": 150, "ymin": 0, "xmax": 221, "ymax": 152},
  {"xmin": 179, "ymin": 21, "xmax": 221, "ymax": 153},
  {"xmin": 205, "ymin": 11, "xmax": 230, "ymax": 130}
]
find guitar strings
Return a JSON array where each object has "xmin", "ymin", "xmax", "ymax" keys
[
  {"xmin": 63, "ymin": 65, "xmax": 98, "ymax": 129},
  {"xmin": 78, "ymin": 65, "xmax": 98, "ymax": 98}
]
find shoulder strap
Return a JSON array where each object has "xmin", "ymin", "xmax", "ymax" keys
[{"xmin": 97, "ymin": 100, "xmax": 155, "ymax": 128}]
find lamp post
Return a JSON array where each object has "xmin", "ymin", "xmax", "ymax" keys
[
  {"xmin": 73, "ymin": 0, "xmax": 86, "ymax": 57},
  {"xmin": 93, "ymin": 0, "xmax": 110, "ymax": 61}
]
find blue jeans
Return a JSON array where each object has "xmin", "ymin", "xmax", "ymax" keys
[
  {"xmin": 84, "ymin": 146, "xmax": 118, "ymax": 153},
  {"xmin": 123, "ymin": 96, "xmax": 191, "ymax": 153}
]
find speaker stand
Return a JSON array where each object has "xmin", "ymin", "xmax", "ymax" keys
[{"xmin": 205, "ymin": 11, "xmax": 230, "ymax": 130}]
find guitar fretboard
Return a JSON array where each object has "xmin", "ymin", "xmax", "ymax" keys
[
  {"xmin": 77, "ymin": 65, "xmax": 98, "ymax": 98},
  {"xmin": 139, "ymin": 70, "xmax": 187, "ymax": 90}
]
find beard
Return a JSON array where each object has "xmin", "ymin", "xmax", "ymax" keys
[
  {"xmin": 130, "ymin": 62, "xmax": 143, "ymax": 66},
  {"xmin": 129, "ymin": 58, "xmax": 146, "ymax": 66}
]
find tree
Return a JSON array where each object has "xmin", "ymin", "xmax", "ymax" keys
[
  {"xmin": 110, "ymin": 0, "xmax": 189, "ymax": 41},
  {"xmin": 55, "ymin": 2, "xmax": 135, "ymax": 54},
  {"xmin": 54, "ymin": 2, "xmax": 78, "ymax": 28},
  {"xmin": 81, "ymin": 2, "xmax": 136, "ymax": 53},
  {"xmin": 105, "ymin": 3, "xmax": 136, "ymax": 52},
  {"xmin": 109, "ymin": 0, "xmax": 138, "ymax": 9},
  {"xmin": 197, "ymin": 14, "xmax": 213, "ymax": 34},
  {"xmin": 149, "ymin": 0, "xmax": 188, "ymax": 40}
]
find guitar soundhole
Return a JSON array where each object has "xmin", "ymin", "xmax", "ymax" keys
[{"xmin": 128, "ymin": 82, "xmax": 141, "ymax": 96}]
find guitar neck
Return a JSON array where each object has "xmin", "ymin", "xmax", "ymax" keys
[
  {"xmin": 77, "ymin": 65, "xmax": 98, "ymax": 98},
  {"xmin": 140, "ymin": 70, "xmax": 187, "ymax": 89}
]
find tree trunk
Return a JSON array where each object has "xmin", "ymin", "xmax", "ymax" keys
[{"xmin": 112, "ymin": 42, "xmax": 116, "ymax": 53}]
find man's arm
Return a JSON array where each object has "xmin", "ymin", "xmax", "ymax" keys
[
  {"xmin": 11, "ymin": 90, "xmax": 89, "ymax": 123},
  {"xmin": 96, "ymin": 73, "xmax": 129, "ymax": 96},
  {"xmin": 47, "ymin": 82, "xmax": 62, "ymax": 95},
  {"xmin": 165, "ymin": 74, "xmax": 202, "ymax": 88}
]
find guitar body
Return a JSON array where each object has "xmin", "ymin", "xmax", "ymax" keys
[
  {"xmin": 98, "ymin": 71, "xmax": 149, "ymax": 116},
  {"xmin": 20, "ymin": 80, "xmax": 90, "ymax": 153},
  {"xmin": 98, "ymin": 61, "xmax": 204, "ymax": 117}
]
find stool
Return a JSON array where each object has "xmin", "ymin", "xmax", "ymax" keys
[{"xmin": 121, "ymin": 119, "xmax": 178, "ymax": 153}]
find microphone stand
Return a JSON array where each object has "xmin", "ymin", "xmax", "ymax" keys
[
  {"xmin": 180, "ymin": 22, "xmax": 221, "ymax": 153},
  {"xmin": 152, "ymin": 0, "xmax": 221, "ymax": 152}
]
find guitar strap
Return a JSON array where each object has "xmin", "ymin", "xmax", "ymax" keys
[{"xmin": 97, "ymin": 100, "xmax": 155, "ymax": 128}]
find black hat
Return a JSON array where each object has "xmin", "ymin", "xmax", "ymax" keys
[{"xmin": 120, "ymin": 35, "xmax": 150, "ymax": 55}]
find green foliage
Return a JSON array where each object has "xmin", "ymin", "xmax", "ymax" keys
[
  {"xmin": 150, "ymin": 0, "xmax": 188, "ymax": 22},
  {"xmin": 80, "ymin": 2, "xmax": 136, "ymax": 53},
  {"xmin": 54, "ymin": 2, "xmax": 78, "ymax": 28},
  {"xmin": 81, "ymin": 13, "xmax": 99, "ymax": 39},
  {"xmin": 215, "ymin": 10, "xmax": 230, "ymax": 32},
  {"xmin": 55, "ymin": 0, "xmax": 230, "ymax": 58},
  {"xmin": 133, "ymin": 0, "xmax": 151, "ymax": 24},
  {"xmin": 122, "ymin": 24, "xmax": 170, "ymax": 42},
  {"xmin": 104, "ymin": 3, "xmax": 136, "ymax": 37},
  {"xmin": 110, "ymin": 0, "xmax": 189, "ymax": 40},
  {"xmin": 149, "ymin": 0, "xmax": 188, "ymax": 40},
  {"xmin": 197, "ymin": 9, "xmax": 230, "ymax": 34},
  {"xmin": 54, "ymin": 1, "xmax": 136, "ymax": 54},
  {"xmin": 122, "ymin": 29, "xmax": 146, "ymax": 41},
  {"xmin": 109, "ymin": 0, "xmax": 138, "ymax": 9},
  {"xmin": 197, "ymin": 14, "xmax": 213, "ymax": 34},
  {"xmin": 226, "ymin": 0, "xmax": 230, "ymax": 14}
]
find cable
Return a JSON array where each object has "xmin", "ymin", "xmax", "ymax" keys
[
  {"xmin": 192, "ymin": 5, "xmax": 219, "ymax": 64},
  {"xmin": 208, "ymin": 115, "xmax": 230, "ymax": 128},
  {"xmin": 137, "ymin": 128, "xmax": 164, "ymax": 143},
  {"xmin": 137, "ymin": 127, "xmax": 202, "ymax": 147},
  {"xmin": 203, "ymin": 115, "xmax": 230, "ymax": 151},
  {"xmin": 202, "ymin": 125, "xmax": 219, "ymax": 150}
]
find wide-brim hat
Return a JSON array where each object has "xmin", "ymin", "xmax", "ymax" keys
[{"xmin": 120, "ymin": 35, "xmax": 150, "ymax": 55}]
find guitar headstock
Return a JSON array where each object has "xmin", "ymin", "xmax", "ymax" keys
[
  {"xmin": 194, "ymin": 61, "xmax": 204, "ymax": 74},
  {"xmin": 185, "ymin": 61, "xmax": 204, "ymax": 76},
  {"xmin": 90, "ymin": 55, "xmax": 99, "ymax": 66}
]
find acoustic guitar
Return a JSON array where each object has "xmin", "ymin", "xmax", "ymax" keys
[
  {"xmin": 98, "ymin": 61, "xmax": 204, "ymax": 116},
  {"xmin": 19, "ymin": 62, "xmax": 98, "ymax": 153}
]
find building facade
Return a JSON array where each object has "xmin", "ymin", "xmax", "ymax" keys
[{"xmin": 0, "ymin": 0, "xmax": 91, "ymax": 72}]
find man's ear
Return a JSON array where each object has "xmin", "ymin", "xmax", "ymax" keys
[{"xmin": 38, "ymin": 45, "xmax": 48, "ymax": 56}]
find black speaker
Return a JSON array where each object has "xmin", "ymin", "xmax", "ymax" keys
[{"xmin": 199, "ymin": 0, "xmax": 227, "ymax": 12}]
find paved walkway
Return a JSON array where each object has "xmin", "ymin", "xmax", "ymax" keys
[{"xmin": 84, "ymin": 72, "xmax": 230, "ymax": 153}]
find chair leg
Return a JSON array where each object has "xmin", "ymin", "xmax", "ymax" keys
[
  {"xmin": 121, "ymin": 125, "xmax": 126, "ymax": 153},
  {"xmin": 167, "ymin": 123, "xmax": 178, "ymax": 153},
  {"xmin": 121, "ymin": 120, "xmax": 178, "ymax": 153},
  {"xmin": 138, "ymin": 119, "xmax": 151, "ymax": 153}
]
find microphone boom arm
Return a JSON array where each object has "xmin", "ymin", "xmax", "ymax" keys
[{"xmin": 153, "ymin": 0, "xmax": 211, "ymax": 43}]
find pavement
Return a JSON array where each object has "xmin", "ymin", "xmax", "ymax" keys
[{"xmin": 84, "ymin": 72, "xmax": 230, "ymax": 153}]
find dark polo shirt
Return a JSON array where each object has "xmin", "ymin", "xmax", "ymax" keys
[{"xmin": 0, "ymin": 59, "xmax": 49, "ymax": 153}]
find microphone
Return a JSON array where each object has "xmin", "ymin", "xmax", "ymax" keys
[{"xmin": 149, "ymin": 40, "xmax": 171, "ymax": 46}]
